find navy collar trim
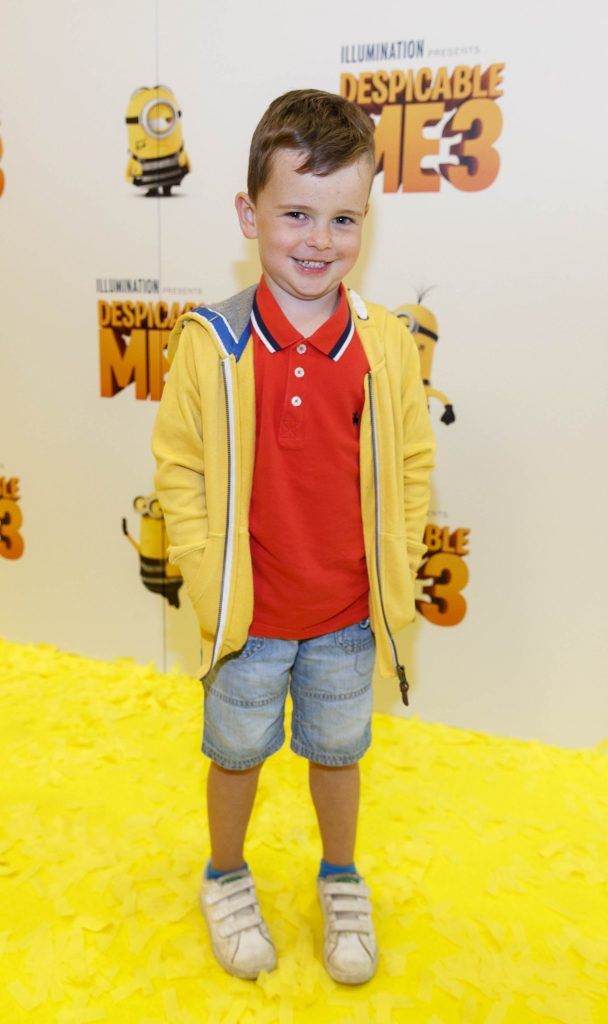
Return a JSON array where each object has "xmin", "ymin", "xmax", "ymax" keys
[
  {"xmin": 251, "ymin": 292, "xmax": 282, "ymax": 353},
  {"xmin": 250, "ymin": 291, "xmax": 355, "ymax": 362}
]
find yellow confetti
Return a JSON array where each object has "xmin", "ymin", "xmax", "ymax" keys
[
  {"xmin": 5, "ymin": 979, "xmax": 44, "ymax": 1010},
  {"xmin": 1, "ymin": 636, "xmax": 607, "ymax": 1024},
  {"xmin": 418, "ymin": 969, "xmax": 434, "ymax": 1003},
  {"xmin": 55, "ymin": 1008, "xmax": 108, "ymax": 1024},
  {"xmin": 526, "ymin": 994, "xmax": 594, "ymax": 1024},
  {"xmin": 218, "ymin": 996, "xmax": 248, "ymax": 1024},
  {"xmin": 110, "ymin": 977, "xmax": 144, "ymax": 1002},
  {"xmin": 125, "ymin": 916, "xmax": 157, "ymax": 954},
  {"xmin": 483, "ymin": 1000, "xmax": 512, "ymax": 1024},
  {"xmin": 162, "ymin": 987, "xmax": 183, "ymax": 1022},
  {"xmin": 74, "ymin": 915, "xmax": 114, "ymax": 932}
]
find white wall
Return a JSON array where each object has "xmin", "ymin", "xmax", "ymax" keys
[{"xmin": 1, "ymin": 0, "xmax": 606, "ymax": 746}]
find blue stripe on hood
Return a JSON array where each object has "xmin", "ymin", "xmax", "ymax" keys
[{"xmin": 192, "ymin": 305, "xmax": 251, "ymax": 361}]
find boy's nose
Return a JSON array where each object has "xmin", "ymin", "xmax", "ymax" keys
[{"xmin": 305, "ymin": 225, "xmax": 332, "ymax": 249}]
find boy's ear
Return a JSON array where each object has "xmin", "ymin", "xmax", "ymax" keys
[{"xmin": 235, "ymin": 191, "xmax": 258, "ymax": 239}]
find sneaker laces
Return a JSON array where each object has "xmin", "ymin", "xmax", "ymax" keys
[
  {"xmin": 321, "ymin": 874, "xmax": 374, "ymax": 935},
  {"xmin": 205, "ymin": 870, "xmax": 264, "ymax": 938}
]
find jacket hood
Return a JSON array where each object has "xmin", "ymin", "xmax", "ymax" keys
[
  {"xmin": 166, "ymin": 284, "xmax": 256, "ymax": 366},
  {"xmin": 167, "ymin": 282, "xmax": 384, "ymax": 369}
]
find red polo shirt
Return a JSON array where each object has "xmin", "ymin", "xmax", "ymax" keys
[{"xmin": 248, "ymin": 274, "xmax": 370, "ymax": 639}]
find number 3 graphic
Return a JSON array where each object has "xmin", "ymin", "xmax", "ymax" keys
[
  {"xmin": 0, "ymin": 500, "xmax": 25, "ymax": 559},
  {"xmin": 417, "ymin": 552, "xmax": 468, "ymax": 626}
]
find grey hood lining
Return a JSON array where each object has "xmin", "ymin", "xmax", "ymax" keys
[{"xmin": 206, "ymin": 283, "xmax": 258, "ymax": 341}]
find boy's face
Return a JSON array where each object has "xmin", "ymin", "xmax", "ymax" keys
[{"xmin": 235, "ymin": 148, "xmax": 373, "ymax": 312}]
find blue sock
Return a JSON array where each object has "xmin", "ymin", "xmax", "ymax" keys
[
  {"xmin": 205, "ymin": 858, "xmax": 248, "ymax": 880},
  {"xmin": 318, "ymin": 857, "xmax": 358, "ymax": 879}
]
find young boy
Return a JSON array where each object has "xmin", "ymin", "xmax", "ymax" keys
[{"xmin": 151, "ymin": 89, "xmax": 436, "ymax": 985}]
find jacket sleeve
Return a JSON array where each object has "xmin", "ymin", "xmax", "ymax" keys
[
  {"xmin": 151, "ymin": 322, "xmax": 209, "ymax": 566},
  {"xmin": 398, "ymin": 317, "xmax": 437, "ymax": 577}
]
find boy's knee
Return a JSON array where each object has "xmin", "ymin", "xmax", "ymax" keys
[
  {"xmin": 309, "ymin": 759, "xmax": 359, "ymax": 769},
  {"xmin": 213, "ymin": 759, "xmax": 265, "ymax": 774}
]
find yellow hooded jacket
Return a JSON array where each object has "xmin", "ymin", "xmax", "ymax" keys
[{"xmin": 151, "ymin": 284, "xmax": 436, "ymax": 704}]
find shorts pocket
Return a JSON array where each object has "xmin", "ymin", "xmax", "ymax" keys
[
  {"xmin": 239, "ymin": 636, "xmax": 266, "ymax": 660},
  {"xmin": 334, "ymin": 619, "xmax": 374, "ymax": 655}
]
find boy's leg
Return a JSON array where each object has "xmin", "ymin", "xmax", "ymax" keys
[
  {"xmin": 308, "ymin": 760, "xmax": 360, "ymax": 865},
  {"xmin": 198, "ymin": 638, "xmax": 292, "ymax": 980},
  {"xmin": 290, "ymin": 623, "xmax": 376, "ymax": 983},
  {"xmin": 201, "ymin": 758, "xmax": 277, "ymax": 980},
  {"xmin": 206, "ymin": 760, "xmax": 264, "ymax": 872},
  {"xmin": 201, "ymin": 634, "xmax": 294, "ymax": 874},
  {"xmin": 289, "ymin": 619, "xmax": 373, "ymax": 868}
]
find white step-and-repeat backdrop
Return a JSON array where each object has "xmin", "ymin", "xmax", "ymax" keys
[{"xmin": 1, "ymin": 1, "xmax": 606, "ymax": 747}]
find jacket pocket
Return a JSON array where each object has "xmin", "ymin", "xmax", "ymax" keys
[
  {"xmin": 178, "ymin": 535, "xmax": 224, "ymax": 635},
  {"xmin": 379, "ymin": 533, "xmax": 415, "ymax": 632},
  {"xmin": 407, "ymin": 537, "xmax": 427, "ymax": 578}
]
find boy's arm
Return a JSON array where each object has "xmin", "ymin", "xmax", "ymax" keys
[
  {"xmin": 398, "ymin": 317, "xmax": 437, "ymax": 578},
  {"xmin": 151, "ymin": 322, "xmax": 209, "ymax": 566}
]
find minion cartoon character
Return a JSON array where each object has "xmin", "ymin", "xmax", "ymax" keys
[
  {"xmin": 125, "ymin": 85, "xmax": 190, "ymax": 196},
  {"xmin": 395, "ymin": 290, "xmax": 456, "ymax": 425},
  {"xmin": 122, "ymin": 494, "xmax": 183, "ymax": 607}
]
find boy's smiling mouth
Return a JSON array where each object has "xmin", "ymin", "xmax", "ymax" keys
[{"xmin": 291, "ymin": 257, "xmax": 334, "ymax": 271}]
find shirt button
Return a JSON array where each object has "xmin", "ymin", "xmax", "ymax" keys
[
  {"xmin": 294, "ymin": 367, "xmax": 305, "ymax": 377},
  {"xmin": 291, "ymin": 395, "xmax": 302, "ymax": 407},
  {"xmin": 296, "ymin": 343, "xmax": 307, "ymax": 354}
]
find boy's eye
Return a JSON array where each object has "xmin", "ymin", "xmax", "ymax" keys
[
  {"xmin": 334, "ymin": 216, "xmax": 354, "ymax": 225},
  {"xmin": 286, "ymin": 211, "xmax": 306, "ymax": 219}
]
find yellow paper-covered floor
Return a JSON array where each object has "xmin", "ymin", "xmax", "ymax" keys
[{"xmin": 1, "ymin": 638, "xmax": 607, "ymax": 1024}]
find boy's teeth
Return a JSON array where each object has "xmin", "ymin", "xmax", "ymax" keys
[{"xmin": 296, "ymin": 259, "xmax": 327, "ymax": 267}]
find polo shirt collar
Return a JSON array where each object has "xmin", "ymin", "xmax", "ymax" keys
[{"xmin": 251, "ymin": 274, "xmax": 355, "ymax": 362}]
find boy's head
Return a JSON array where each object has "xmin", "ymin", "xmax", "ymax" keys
[
  {"xmin": 246, "ymin": 89, "xmax": 375, "ymax": 204},
  {"xmin": 235, "ymin": 89, "xmax": 376, "ymax": 314}
]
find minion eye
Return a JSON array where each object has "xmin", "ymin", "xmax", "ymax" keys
[{"xmin": 141, "ymin": 97, "xmax": 178, "ymax": 138}]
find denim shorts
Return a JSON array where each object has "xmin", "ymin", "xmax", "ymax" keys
[{"xmin": 200, "ymin": 617, "xmax": 375, "ymax": 770}]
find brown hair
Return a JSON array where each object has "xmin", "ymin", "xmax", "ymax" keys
[{"xmin": 247, "ymin": 89, "xmax": 376, "ymax": 202}]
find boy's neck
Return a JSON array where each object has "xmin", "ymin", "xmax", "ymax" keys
[{"xmin": 262, "ymin": 275, "xmax": 342, "ymax": 338}]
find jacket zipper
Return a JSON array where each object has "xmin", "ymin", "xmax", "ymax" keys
[
  {"xmin": 210, "ymin": 357, "xmax": 237, "ymax": 669},
  {"xmin": 367, "ymin": 372, "xmax": 410, "ymax": 706}
]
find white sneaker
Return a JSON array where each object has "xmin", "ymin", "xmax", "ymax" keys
[
  {"xmin": 199, "ymin": 866, "xmax": 277, "ymax": 979},
  {"xmin": 317, "ymin": 872, "xmax": 378, "ymax": 984}
]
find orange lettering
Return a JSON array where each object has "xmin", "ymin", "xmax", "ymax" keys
[
  {"xmin": 99, "ymin": 327, "xmax": 148, "ymax": 398},
  {"xmin": 402, "ymin": 102, "xmax": 443, "ymax": 193},
  {"xmin": 418, "ymin": 553, "xmax": 469, "ymax": 626},
  {"xmin": 451, "ymin": 65, "xmax": 472, "ymax": 101},
  {"xmin": 373, "ymin": 104, "xmax": 403, "ymax": 193},
  {"xmin": 340, "ymin": 73, "xmax": 358, "ymax": 101},
  {"xmin": 414, "ymin": 68, "xmax": 433, "ymax": 102},
  {"xmin": 358, "ymin": 72, "xmax": 373, "ymax": 104},
  {"xmin": 445, "ymin": 99, "xmax": 502, "ymax": 192},
  {"xmin": 148, "ymin": 330, "xmax": 171, "ymax": 400},
  {"xmin": 371, "ymin": 70, "xmax": 389, "ymax": 105}
]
